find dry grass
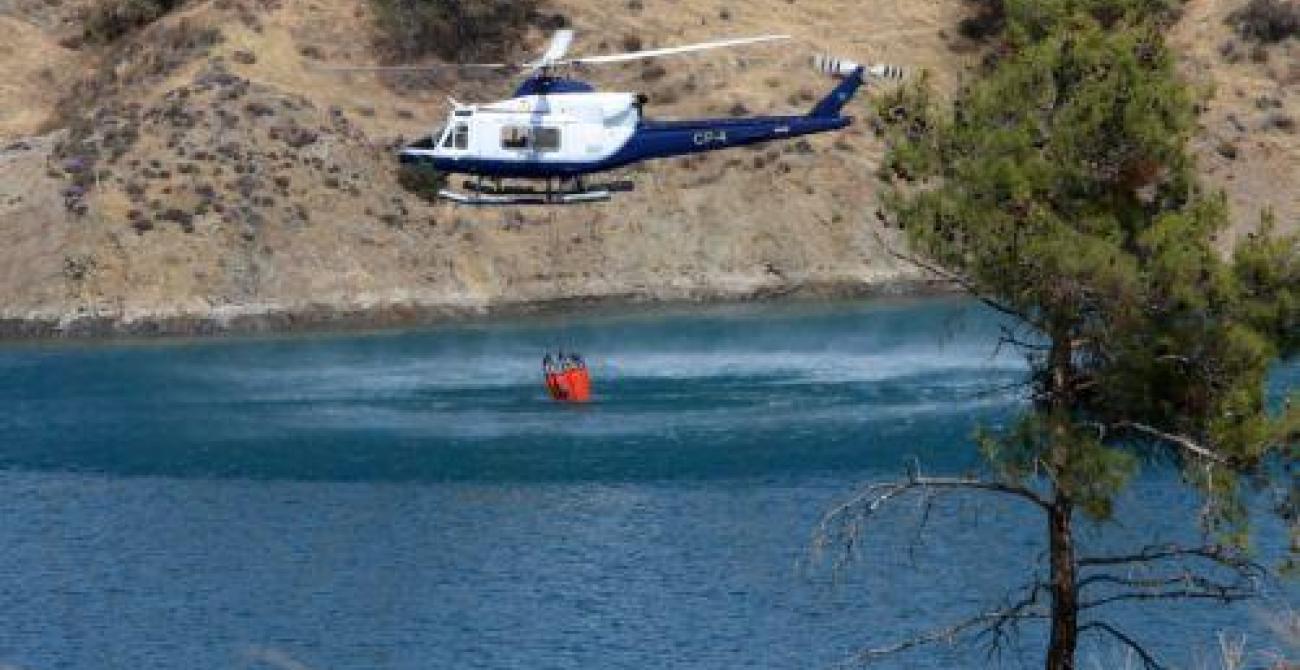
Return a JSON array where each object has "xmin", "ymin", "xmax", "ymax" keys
[
  {"xmin": 0, "ymin": 17, "xmax": 84, "ymax": 139},
  {"xmin": 1170, "ymin": 0, "xmax": 1300, "ymax": 243}
]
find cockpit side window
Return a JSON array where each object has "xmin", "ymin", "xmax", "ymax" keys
[
  {"xmin": 426, "ymin": 126, "xmax": 445, "ymax": 149},
  {"xmin": 443, "ymin": 123, "xmax": 469, "ymax": 150}
]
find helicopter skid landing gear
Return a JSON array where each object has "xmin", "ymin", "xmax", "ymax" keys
[
  {"xmin": 439, "ymin": 177, "xmax": 613, "ymax": 206},
  {"xmin": 438, "ymin": 189, "xmax": 612, "ymax": 205}
]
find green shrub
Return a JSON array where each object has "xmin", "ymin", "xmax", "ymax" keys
[
  {"xmin": 958, "ymin": 0, "xmax": 1007, "ymax": 40},
  {"xmin": 960, "ymin": 0, "xmax": 1182, "ymax": 43},
  {"xmin": 396, "ymin": 165, "xmax": 447, "ymax": 203},
  {"xmin": 1228, "ymin": 0, "xmax": 1300, "ymax": 42}
]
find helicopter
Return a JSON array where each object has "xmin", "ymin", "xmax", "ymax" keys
[{"xmin": 331, "ymin": 31, "xmax": 904, "ymax": 205}]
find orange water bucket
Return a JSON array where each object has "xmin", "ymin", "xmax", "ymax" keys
[
  {"xmin": 565, "ymin": 367, "xmax": 592, "ymax": 403},
  {"xmin": 545, "ymin": 372, "xmax": 571, "ymax": 401}
]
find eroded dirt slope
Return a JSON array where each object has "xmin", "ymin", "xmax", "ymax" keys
[{"xmin": 0, "ymin": 0, "xmax": 1293, "ymax": 335}]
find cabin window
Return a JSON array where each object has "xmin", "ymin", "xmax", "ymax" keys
[
  {"xmin": 499, "ymin": 126, "xmax": 562, "ymax": 152},
  {"xmin": 501, "ymin": 126, "xmax": 530, "ymax": 150},
  {"xmin": 534, "ymin": 127, "xmax": 561, "ymax": 151},
  {"xmin": 444, "ymin": 123, "xmax": 469, "ymax": 150}
]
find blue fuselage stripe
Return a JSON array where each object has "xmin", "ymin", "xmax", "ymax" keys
[{"xmin": 400, "ymin": 115, "xmax": 852, "ymax": 179}]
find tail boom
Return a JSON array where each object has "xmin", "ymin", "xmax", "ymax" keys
[
  {"xmin": 809, "ymin": 54, "xmax": 904, "ymax": 119},
  {"xmin": 623, "ymin": 114, "xmax": 851, "ymax": 162}
]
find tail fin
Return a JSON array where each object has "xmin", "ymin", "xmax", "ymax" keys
[{"xmin": 808, "ymin": 55, "xmax": 904, "ymax": 119}]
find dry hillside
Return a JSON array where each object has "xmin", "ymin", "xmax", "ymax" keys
[
  {"xmin": 1172, "ymin": 0, "xmax": 1300, "ymax": 248},
  {"xmin": 0, "ymin": 0, "xmax": 1294, "ymax": 336}
]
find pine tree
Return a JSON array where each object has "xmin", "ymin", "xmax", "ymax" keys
[{"xmin": 816, "ymin": 5, "xmax": 1299, "ymax": 668}]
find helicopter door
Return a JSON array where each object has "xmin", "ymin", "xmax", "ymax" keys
[
  {"xmin": 499, "ymin": 125, "xmax": 563, "ymax": 156},
  {"xmin": 533, "ymin": 127, "xmax": 561, "ymax": 152}
]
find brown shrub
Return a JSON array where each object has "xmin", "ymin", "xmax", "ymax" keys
[
  {"xmin": 369, "ymin": 0, "xmax": 542, "ymax": 63},
  {"xmin": 82, "ymin": 0, "xmax": 185, "ymax": 43}
]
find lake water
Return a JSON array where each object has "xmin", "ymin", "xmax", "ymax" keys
[{"xmin": 0, "ymin": 298, "xmax": 1295, "ymax": 669}]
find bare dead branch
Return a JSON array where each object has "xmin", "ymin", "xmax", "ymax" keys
[
  {"xmin": 869, "ymin": 229, "xmax": 1040, "ymax": 328},
  {"xmin": 1075, "ymin": 543, "xmax": 1266, "ymax": 618},
  {"xmin": 967, "ymin": 376, "xmax": 1035, "ymax": 401},
  {"xmin": 1081, "ymin": 621, "xmax": 1166, "ymax": 670},
  {"xmin": 1106, "ymin": 421, "xmax": 1231, "ymax": 465},
  {"xmin": 997, "ymin": 323, "xmax": 1050, "ymax": 352},
  {"xmin": 1078, "ymin": 543, "xmax": 1263, "ymax": 571},
  {"xmin": 811, "ymin": 472, "xmax": 1050, "ymax": 570},
  {"xmin": 1078, "ymin": 572, "xmax": 1232, "ymax": 592},
  {"xmin": 976, "ymin": 580, "xmax": 1050, "ymax": 660},
  {"xmin": 910, "ymin": 477, "xmax": 1050, "ymax": 507},
  {"xmin": 1082, "ymin": 587, "xmax": 1257, "ymax": 610},
  {"xmin": 849, "ymin": 608, "xmax": 1049, "ymax": 665},
  {"xmin": 1076, "ymin": 543, "xmax": 1264, "ymax": 610},
  {"xmin": 905, "ymin": 490, "xmax": 941, "ymax": 567},
  {"xmin": 811, "ymin": 479, "xmax": 917, "ymax": 573}
]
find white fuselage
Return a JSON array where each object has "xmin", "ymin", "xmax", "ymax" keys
[{"xmin": 412, "ymin": 92, "xmax": 640, "ymax": 170}]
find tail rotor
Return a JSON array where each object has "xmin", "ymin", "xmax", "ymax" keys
[{"xmin": 813, "ymin": 54, "xmax": 904, "ymax": 81}]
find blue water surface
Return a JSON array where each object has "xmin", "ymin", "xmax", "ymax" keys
[{"xmin": 0, "ymin": 298, "xmax": 1295, "ymax": 669}]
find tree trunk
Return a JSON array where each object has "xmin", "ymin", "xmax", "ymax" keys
[
  {"xmin": 1045, "ymin": 499, "xmax": 1078, "ymax": 670},
  {"xmin": 1045, "ymin": 325, "xmax": 1078, "ymax": 670}
]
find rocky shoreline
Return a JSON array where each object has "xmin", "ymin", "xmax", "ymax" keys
[{"xmin": 0, "ymin": 278, "xmax": 954, "ymax": 341}]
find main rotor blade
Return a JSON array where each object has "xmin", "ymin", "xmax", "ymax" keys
[
  {"xmin": 527, "ymin": 29, "xmax": 575, "ymax": 69},
  {"xmin": 310, "ymin": 63, "xmax": 516, "ymax": 73},
  {"xmin": 557, "ymin": 34, "xmax": 790, "ymax": 66}
]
